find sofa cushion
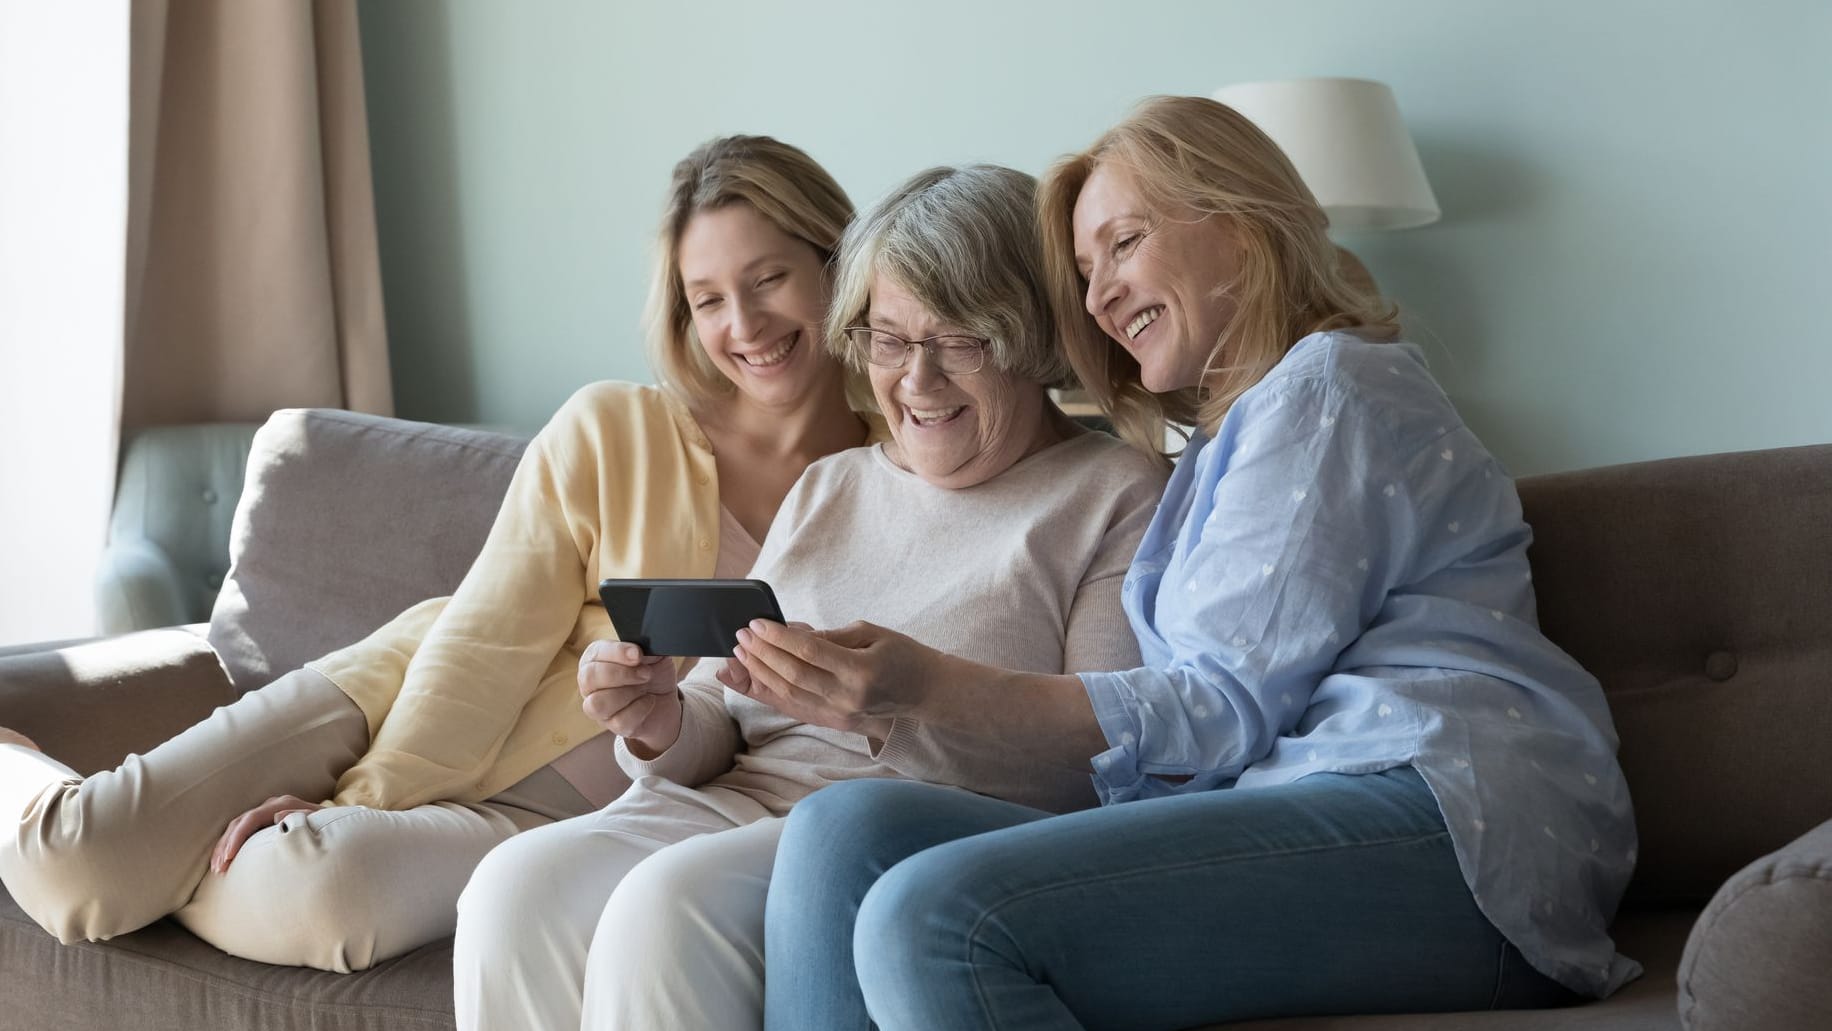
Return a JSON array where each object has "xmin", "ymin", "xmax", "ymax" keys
[
  {"xmin": 206, "ymin": 409, "xmax": 527, "ymax": 693},
  {"xmin": 1209, "ymin": 909, "xmax": 1691, "ymax": 1030},
  {"xmin": 0, "ymin": 881, "xmax": 1689, "ymax": 1031},
  {"xmin": 1517, "ymin": 444, "xmax": 1832, "ymax": 906},
  {"xmin": 1677, "ymin": 817, "xmax": 1832, "ymax": 1030},
  {"xmin": 0, "ymin": 883, "xmax": 456, "ymax": 1030}
]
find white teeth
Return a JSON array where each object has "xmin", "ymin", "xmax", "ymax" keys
[
  {"xmin": 909, "ymin": 406, "xmax": 964, "ymax": 425},
  {"xmin": 1125, "ymin": 307, "xmax": 1163, "ymax": 341},
  {"xmin": 743, "ymin": 334, "xmax": 797, "ymax": 367}
]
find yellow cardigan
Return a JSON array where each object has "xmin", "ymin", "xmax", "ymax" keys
[{"xmin": 308, "ymin": 381, "xmax": 721, "ymax": 810}]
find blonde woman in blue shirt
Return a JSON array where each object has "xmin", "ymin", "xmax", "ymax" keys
[{"xmin": 733, "ymin": 96, "xmax": 1640, "ymax": 1029}]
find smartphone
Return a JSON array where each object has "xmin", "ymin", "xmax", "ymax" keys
[{"xmin": 597, "ymin": 578, "xmax": 785, "ymax": 658}]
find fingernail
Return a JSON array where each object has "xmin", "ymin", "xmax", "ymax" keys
[
  {"xmin": 735, "ymin": 629, "xmax": 752, "ymax": 645},
  {"xmin": 749, "ymin": 619, "xmax": 766, "ymax": 633}
]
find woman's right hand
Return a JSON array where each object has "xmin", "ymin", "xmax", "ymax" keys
[{"xmin": 578, "ymin": 641, "xmax": 683, "ymax": 756}]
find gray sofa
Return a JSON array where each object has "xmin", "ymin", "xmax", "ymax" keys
[{"xmin": 2, "ymin": 408, "xmax": 1828, "ymax": 1031}]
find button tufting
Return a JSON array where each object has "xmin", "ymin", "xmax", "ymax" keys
[
  {"xmin": 1704, "ymin": 651, "xmax": 1738, "ymax": 682},
  {"xmin": 201, "ymin": 488, "xmax": 218, "ymax": 504},
  {"xmin": 206, "ymin": 572, "xmax": 223, "ymax": 589}
]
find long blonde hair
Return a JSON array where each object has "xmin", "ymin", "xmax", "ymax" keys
[
  {"xmin": 643, "ymin": 135, "xmax": 872, "ymax": 409},
  {"xmin": 1038, "ymin": 95, "xmax": 1400, "ymax": 458}
]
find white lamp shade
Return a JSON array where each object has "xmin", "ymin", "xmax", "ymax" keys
[{"xmin": 1212, "ymin": 78, "xmax": 1440, "ymax": 231}]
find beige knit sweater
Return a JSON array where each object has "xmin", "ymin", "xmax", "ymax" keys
[{"xmin": 617, "ymin": 430, "xmax": 1168, "ymax": 815}]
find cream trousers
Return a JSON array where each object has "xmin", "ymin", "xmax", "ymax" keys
[
  {"xmin": 455, "ymin": 775, "xmax": 786, "ymax": 1031},
  {"xmin": 0, "ymin": 667, "xmax": 593, "ymax": 972}
]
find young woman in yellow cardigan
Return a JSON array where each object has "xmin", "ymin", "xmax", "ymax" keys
[{"xmin": 0, "ymin": 134, "xmax": 880, "ymax": 972}]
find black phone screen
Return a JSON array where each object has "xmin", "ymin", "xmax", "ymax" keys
[{"xmin": 597, "ymin": 578, "xmax": 785, "ymax": 658}]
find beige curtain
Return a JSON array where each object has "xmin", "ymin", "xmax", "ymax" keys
[{"xmin": 123, "ymin": 0, "xmax": 392, "ymax": 429}]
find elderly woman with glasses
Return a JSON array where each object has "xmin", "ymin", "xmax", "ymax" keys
[{"xmin": 449, "ymin": 163, "xmax": 1166, "ymax": 1031}]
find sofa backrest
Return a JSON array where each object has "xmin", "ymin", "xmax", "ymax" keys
[
  {"xmin": 1519, "ymin": 443, "xmax": 1832, "ymax": 907},
  {"xmin": 211, "ymin": 409, "xmax": 1831, "ymax": 908},
  {"xmin": 207, "ymin": 409, "xmax": 527, "ymax": 694}
]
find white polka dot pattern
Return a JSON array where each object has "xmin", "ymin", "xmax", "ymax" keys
[{"xmin": 1076, "ymin": 331, "xmax": 1638, "ymax": 999}]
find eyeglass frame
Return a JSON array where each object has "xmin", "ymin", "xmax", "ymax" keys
[{"xmin": 844, "ymin": 326, "xmax": 992, "ymax": 375}]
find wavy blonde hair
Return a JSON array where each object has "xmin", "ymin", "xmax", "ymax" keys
[
  {"xmin": 644, "ymin": 135, "xmax": 872, "ymax": 409},
  {"xmin": 1038, "ymin": 95, "xmax": 1400, "ymax": 459}
]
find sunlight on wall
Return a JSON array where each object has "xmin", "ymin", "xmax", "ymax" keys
[{"xmin": 0, "ymin": 3, "xmax": 129, "ymax": 645}]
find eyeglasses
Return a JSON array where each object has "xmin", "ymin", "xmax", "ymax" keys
[{"xmin": 845, "ymin": 327, "xmax": 990, "ymax": 375}]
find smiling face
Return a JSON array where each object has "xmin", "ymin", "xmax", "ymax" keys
[
  {"xmin": 1071, "ymin": 161, "xmax": 1244, "ymax": 394},
  {"xmin": 866, "ymin": 274, "xmax": 1050, "ymax": 489},
  {"xmin": 676, "ymin": 202, "xmax": 841, "ymax": 409}
]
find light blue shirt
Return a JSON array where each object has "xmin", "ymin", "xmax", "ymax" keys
[{"xmin": 1081, "ymin": 331, "xmax": 1641, "ymax": 998}]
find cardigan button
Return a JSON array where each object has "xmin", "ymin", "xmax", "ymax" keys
[
  {"xmin": 696, "ymin": 473, "xmax": 710, "ymax": 486},
  {"xmin": 698, "ymin": 538, "xmax": 712, "ymax": 551},
  {"xmin": 1703, "ymin": 651, "xmax": 1738, "ymax": 682},
  {"xmin": 551, "ymin": 732, "xmax": 568, "ymax": 747}
]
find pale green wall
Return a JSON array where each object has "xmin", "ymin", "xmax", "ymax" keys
[{"xmin": 358, "ymin": 0, "xmax": 1830, "ymax": 475}]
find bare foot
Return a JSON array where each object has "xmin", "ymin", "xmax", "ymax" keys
[{"xmin": 0, "ymin": 727, "xmax": 40, "ymax": 752}]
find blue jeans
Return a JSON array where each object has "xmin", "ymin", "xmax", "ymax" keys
[{"xmin": 764, "ymin": 768, "xmax": 1575, "ymax": 1030}]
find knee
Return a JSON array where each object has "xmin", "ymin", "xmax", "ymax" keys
[
  {"xmin": 584, "ymin": 847, "xmax": 767, "ymax": 1028},
  {"xmin": 0, "ymin": 779, "xmax": 154, "ymax": 943},
  {"xmin": 599, "ymin": 845, "xmax": 726, "ymax": 950},
  {"xmin": 179, "ymin": 812, "xmax": 397, "ymax": 971},
  {"xmin": 455, "ymin": 826, "xmax": 592, "ymax": 961},
  {"xmin": 778, "ymin": 780, "xmax": 965, "ymax": 918},
  {"xmin": 783, "ymin": 780, "xmax": 939, "ymax": 876},
  {"xmin": 854, "ymin": 846, "xmax": 981, "ymax": 986},
  {"xmin": 598, "ymin": 838, "xmax": 769, "ymax": 981},
  {"xmin": 853, "ymin": 862, "xmax": 934, "ymax": 1017},
  {"xmin": 459, "ymin": 829, "xmax": 555, "ymax": 928},
  {"xmin": 793, "ymin": 779, "xmax": 932, "ymax": 835}
]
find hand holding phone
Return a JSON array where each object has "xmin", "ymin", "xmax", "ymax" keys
[{"xmin": 577, "ymin": 639, "xmax": 683, "ymax": 753}]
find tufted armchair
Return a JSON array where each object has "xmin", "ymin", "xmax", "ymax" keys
[{"xmin": 96, "ymin": 424, "xmax": 263, "ymax": 633}]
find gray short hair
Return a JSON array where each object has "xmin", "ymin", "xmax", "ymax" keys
[{"xmin": 826, "ymin": 165, "xmax": 1072, "ymax": 387}]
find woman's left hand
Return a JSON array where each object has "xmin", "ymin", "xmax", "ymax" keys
[{"xmin": 732, "ymin": 620, "xmax": 947, "ymax": 739}]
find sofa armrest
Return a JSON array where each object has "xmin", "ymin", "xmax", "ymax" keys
[
  {"xmin": 0, "ymin": 626, "xmax": 235, "ymax": 775},
  {"xmin": 1678, "ymin": 817, "xmax": 1832, "ymax": 1030}
]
